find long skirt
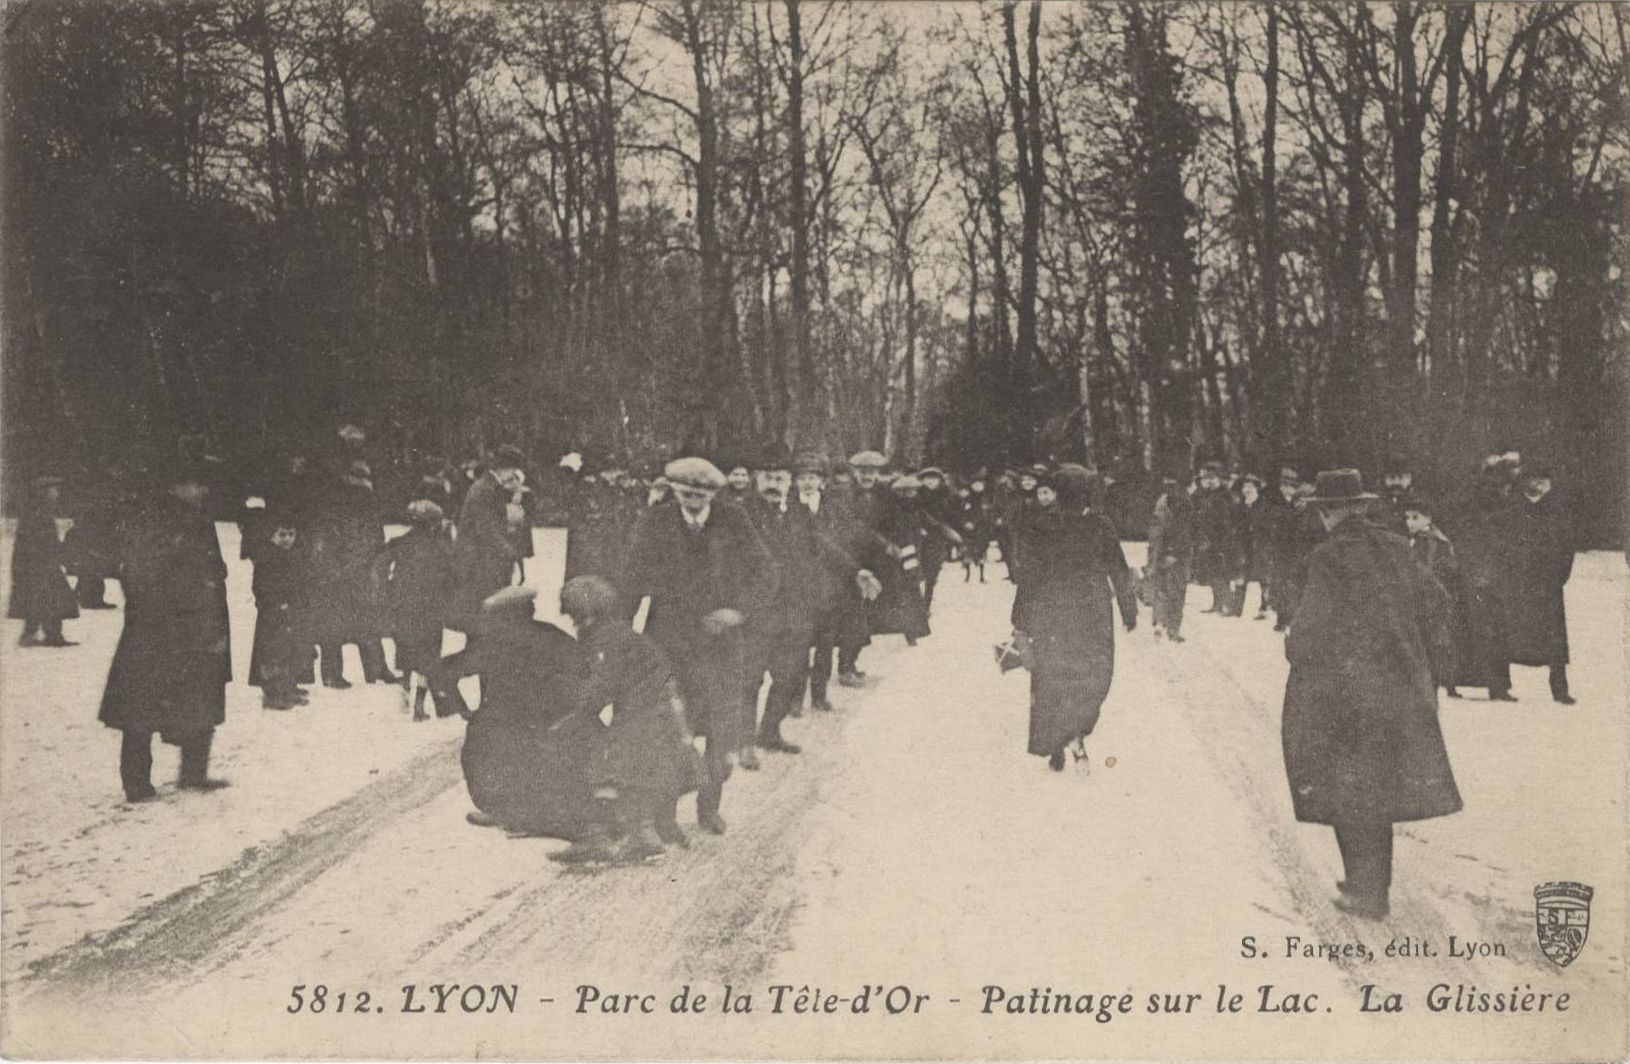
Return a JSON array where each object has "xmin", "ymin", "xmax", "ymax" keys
[{"xmin": 1026, "ymin": 632, "xmax": 1112, "ymax": 757}]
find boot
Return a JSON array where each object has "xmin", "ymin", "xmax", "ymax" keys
[
  {"xmin": 655, "ymin": 816, "xmax": 689, "ymax": 849},
  {"xmin": 1550, "ymin": 667, "xmax": 1576, "ymax": 705},
  {"xmin": 1333, "ymin": 893, "xmax": 1389, "ymax": 921},
  {"xmin": 739, "ymin": 745, "xmax": 761, "ymax": 771},
  {"xmin": 177, "ymin": 731, "xmax": 229, "ymax": 791},
  {"xmin": 617, "ymin": 823, "xmax": 667, "ymax": 863},
  {"xmin": 548, "ymin": 824, "xmax": 621, "ymax": 864}
]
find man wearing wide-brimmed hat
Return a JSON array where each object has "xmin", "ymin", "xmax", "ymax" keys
[
  {"xmin": 622, "ymin": 456, "xmax": 774, "ymax": 837},
  {"xmin": 1280, "ymin": 469, "xmax": 1461, "ymax": 920}
]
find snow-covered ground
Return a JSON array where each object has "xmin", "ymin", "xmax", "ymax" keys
[
  {"xmin": 0, "ymin": 525, "xmax": 1624, "ymax": 1060},
  {"xmin": 0, "ymin": 523, "xmax": 568, "ymax": 984}
]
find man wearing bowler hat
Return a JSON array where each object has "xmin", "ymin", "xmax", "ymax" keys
[
  {"xmin": 622, "ymin": 457, "xmax": 774, "ymax": 836},
  {"xmin": 99, "ymin": 460, "xmax": 233, "ymax": 802},
  {"xmin": 1280, "ymin": 469, "xmax": 1461, "ymax": 919}
]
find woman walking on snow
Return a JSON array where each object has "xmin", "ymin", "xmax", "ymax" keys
[{"xmin": 1009, "ymin": 465, "xmax": 1138, "ymax": 771}]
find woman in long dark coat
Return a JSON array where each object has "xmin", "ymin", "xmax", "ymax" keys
[
  {"xmin": 9, "ymin": 476, "xmax": 79, "ymax": 646},
  {"xmin": 1282, "ymin": 470, "xmax": 1461, "ymax": 920},
  {"xmin": 1010, "ymin": 465, "xmax": 1138, "ymax": 771}
]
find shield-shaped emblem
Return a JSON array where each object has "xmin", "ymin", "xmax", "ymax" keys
[{"xmin": 1534, "ymin": 882, "xmax": 1593, "ymax": 967}]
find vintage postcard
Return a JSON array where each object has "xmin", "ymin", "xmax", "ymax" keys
[{"xmin": 1, "ymin": 0, "xmax": 1626, "ymax": 1060}]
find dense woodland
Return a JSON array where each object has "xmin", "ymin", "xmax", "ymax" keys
[{"xmin": 3, "ymin": 1, "xmax": 1626, "ymax": 541}]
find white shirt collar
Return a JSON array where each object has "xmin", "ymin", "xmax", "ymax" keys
[{"xmin": 682, "ymin": 504, "xmax": 711, "ymax": 529}]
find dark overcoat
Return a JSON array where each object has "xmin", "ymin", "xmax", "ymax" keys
[
  {"xmin": 1281, "ymin": 516, "xmax": 1461, "ymax": 826},
  {"xmin": 450, "ymin": 473, "xmax": 518, "ymax": 627},
  {"xmin": 579, "ymin": 622, "xmax": 704, "ymax": 799},
  {"xmin": 99, "ymin": 496, "xmax": 230, "ymax": 737},
  {"xmin": 622, "ymin": 500, "xmax": 774, "ymax": 750},
  {"xmin": 1011, "ymin": 508, "xmax": 1137, "ymax": 756},
  {"xmin": 8, "ymin": 503, "xmax": 78, "ymax": 623},
  {"xmin": 806, "ymin": 490, "xmax": 870, "ymax": 648},
  {"xmin": 564, "ymin": 480, "xmax": 627, "ymax": 586},
  {"xmin": 373, "ymin": 525, "xmax": 455, "ymax": 673},
  {"xmin": 1239, "ymin": 497, "xmax": 1276, "ymax": 583},
  {"xmin": 1500, "ymin": 494, "xmax": 1572, "ymax": 667},
  {"xmin": 1446, "ymin": 484, "xmax": 1517, "ymax": 686},
  {"xmin": 455, "ymin": 615, "xmax": 596, "ymax": 837},
  {"xmin": 1409, "ymin": 527, "xmax": 1465, "ymax": 688},
  {"xmin": 867, "ymin": 495, "xmax": 931, "ymax": 640},
  {"xmin": 306, "ymin": 477, "xmax": 386, "ymax": 642},
  {"xmin": 1192, "ymin": 488, "xmax": 1244, "ymax": 584},
  {"xmin": 247, "ymin": 537, "xmax": 314, "ymax": 687}
]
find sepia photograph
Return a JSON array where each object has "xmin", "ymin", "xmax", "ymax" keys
[{"xmin": 0, "ymin": 0, "xmax": 1625, "ymax": 1059}]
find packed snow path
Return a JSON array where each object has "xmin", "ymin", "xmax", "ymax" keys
[{"xmin": 2, "ymin": 527, "xmax": 1624, "ymax": 1059}]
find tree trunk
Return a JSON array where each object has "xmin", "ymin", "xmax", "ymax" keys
[
  {"xmin": 1259, "ymin": 2, "xmax": 1286, "ymax": 460},
  {"xmin": 785, "ymin": 0, "xmax": 813, "ymax": 445}
]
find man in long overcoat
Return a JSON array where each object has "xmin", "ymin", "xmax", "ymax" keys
[
  {"xmin": 793, "ymin": 453, "xmax": 877, "ymax": 712},
  {"xmin": 449, "ymin": 446, "xmax": 525, "ymax": 630},
  {"xmin": 307, "ymin": 459, "xmax": 394, "ymax": 686},
  {"xmin": 1444, "ymin": 458, "xmax": 1520, "ymax": 699},
  {"xmin": 832, "ymin": 450, "xmax": 892, "ymax": 682},
  {"xmin": 1501, "ymin": 468, "xmax": 1576, "ymax": 704},
  {"xmin": 622, "ymin": 457, "xmax": 774, "ymax": 836},
  {"xmin": 99, "ymin": 463, "xmax": 232, "ymax": 801},
  {"xmin": 743, "ymin": 454, "xmax": 865, "ymax": 758},
  {"xmin": 1146, "ymin": 471, "xmax": 1196, "ymax": 642},
  {"xmin": 1193, "ymin": 462, "xmax": 1245, "ymax": 614},
  {"xmin": 9, "ymin": 475, "xmax": 79, "ymax": 646},
  {"xmin": 1281, "ymin": 469, "xmax": 1461, "ymax": 920}
]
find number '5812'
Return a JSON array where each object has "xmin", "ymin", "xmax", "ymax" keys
[{"xmin": 287, "ymin": 984, "xmax": 375, "ymax": 1014}]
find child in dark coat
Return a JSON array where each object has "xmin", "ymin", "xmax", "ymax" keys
[
  {"xmin": 248, "ymin": 518, "xmax": 314, "ymax": 709},
  {"xmin": 372, "ymin": 500, "xmax": 455, "ymax": 719},
  {"xmin": 1404, "ymin": 498, "xmax": 1463, "ymax": 699}
]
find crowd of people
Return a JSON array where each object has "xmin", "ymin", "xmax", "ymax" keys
[
  {"xmin": 3, "ymin": 431, "xmax": 1585, "ymax": 901},
  {"xmin": 1140, "ymin": 449, "xmax": 1578, "ymax": 707}
]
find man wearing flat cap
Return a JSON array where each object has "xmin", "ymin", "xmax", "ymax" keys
[
  {"xmin": 1280, "ymin": 469, "xmax": 1460, "ymax": 920},
  {"xmin": 622, "ymin": 456, "xmax": 775, "ymax": 836}
]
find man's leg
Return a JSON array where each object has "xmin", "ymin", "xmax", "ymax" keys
[
  {"xmin": 177, "ymin": 728, "xmax": 226, "ymax": 790},
  {"xmin": 359, "ymin": 637, "xmax": 396, "ymax": 683},
  {"xmin": 77, "ymin": 575, "xmax": 108, "ymax": 607},
  {"xmin": 1550, "ymin": 664, "xmax": 1574, "ymax": 704},
  {"xmin": 318, "ymin": 641, "xmax": 347, "ymax": 686},
  {"xmin": 695, "ymin": 738, "xmax": 727, "ymax": 834},
  {"xmin": 806, "ymin": 608, "xmax": 836, "ymax": 709},
  {"xmin": 1334, "ymin": 822, "xmax": 1392, "ymax": 914},
  {"xmin": 761, "ymin": 624, "xmax": 810, "ymax": 752},
  {"xmin": 120, "ymin": 730, "xmax": 156, "ymax": 800}
]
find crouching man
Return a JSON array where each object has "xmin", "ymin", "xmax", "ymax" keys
[{"xmin": 550, "ymin": 576, "xmax": 706, "ymax": 864}]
